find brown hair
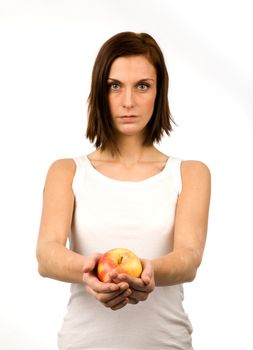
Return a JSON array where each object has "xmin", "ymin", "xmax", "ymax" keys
[{"xmin": 86, "ymin": 31, "xmax": 174, "ymax": 154}]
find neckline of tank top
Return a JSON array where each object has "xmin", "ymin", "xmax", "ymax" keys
[{"xmin": 82, "ymin": 155, "xmax": 177, "ymax": 187}]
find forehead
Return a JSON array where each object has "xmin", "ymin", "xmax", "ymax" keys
[{"xmin": 109, "ymin": 55, "xmax": 156, "ymax": 79}]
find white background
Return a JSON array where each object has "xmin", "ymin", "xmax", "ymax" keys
[{"xmin": 0, "ymin": 1, "xmax": 253, "ymax": 349}]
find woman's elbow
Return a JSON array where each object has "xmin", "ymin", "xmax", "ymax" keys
[
  {"xmin": 36, "ymin": 245, "xmax": 47, "ymax": 277},
  {"xmin": 185, "ymin": 268, "xmax": 197, "ymax": 283},
  {"xmin": 186, "ymin": 253, "xmax": 202, "ymax": 282}
]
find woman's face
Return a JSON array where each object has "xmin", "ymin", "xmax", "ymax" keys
[{"xmin": 107, "ymin": 55, "xmax": 157, "ymax": 138}]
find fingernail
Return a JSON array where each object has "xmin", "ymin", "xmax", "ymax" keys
[
  {"xmin": 111, "ymin": 285, "xmax": 119, "ymax": 291},
  {"xmin": 120, "ymin": 283, "xmax": 128, "ymax": 290},
  {"xmin": 125, "ymin": 289, "xmax": 131, "ymax": 297}
]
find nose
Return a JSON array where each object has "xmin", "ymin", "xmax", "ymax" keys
[{"xmin": 122, "ymin": 87, "xmax": 134, "ymax": 109}]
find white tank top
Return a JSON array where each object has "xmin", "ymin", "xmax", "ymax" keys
[{"xmin": 58, "ymin": 155, "xmax": 193, "ymax": 350}]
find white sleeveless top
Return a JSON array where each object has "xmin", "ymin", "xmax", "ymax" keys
[{"xmin": 58, "ymin": 155, "xmax": 193, "ymax": 350}]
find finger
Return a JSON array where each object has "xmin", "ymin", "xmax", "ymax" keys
[
  {"xmin": 83, "ymin": 273, "xmax": 119, "ymax": 293},
  {"xmin": 86, "ymin": 285, "xmax": 131, "ymax": 305},
  {"xmin": 105, "ymin": 289, "xmax": 132, "ymax": 308},
  {"xmin": 109, "ymin": 271, "xmax": 121, "ymax": 283},
  {"xmin": 85, "ymin": 285, "xmax": 97, "ymax": 298},
  {"xmin": 127, "ymin": 297, "xmax": 139, "ymax": 305},
  {"xmin": 130, "ymin": 290, "xmax": 149, "ymax": 302},
  {"xmin": 83, "ymin": 252, "xmax": 101, "ymax": 273},
  {"xmin": 85, "ymin": 285, "xmax": 111, "ymax": 301},
  {"xmin": 110, "ymin": 298, "xmax": 128, "ymax": 311},
  {"xmin": 116, "ymin": 274, "xmax": 147, "ymax": 291},
  {"xmin": 140, "ymin": 259, "xmax": 153, "ymax": 285}
]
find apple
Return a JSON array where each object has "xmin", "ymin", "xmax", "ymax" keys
[{"xmin": 97, "ymin": 248, "xmax": 143, "ymax": 283}]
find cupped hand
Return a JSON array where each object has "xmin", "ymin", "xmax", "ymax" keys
[
  {"xmin": 109, "ymin": 258, "xmax": 155, "ymax": 305},
  {"xmin": 82, "ymin": 253, "xmax": 131, "ymax": 311}
]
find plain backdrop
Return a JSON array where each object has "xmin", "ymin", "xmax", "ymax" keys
[{"xmin": 0, "ymin": 1, "xmax": 253, "ymax": 349}]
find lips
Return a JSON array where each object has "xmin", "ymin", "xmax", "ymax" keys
[
  {"xmin": 119, "ymin": 115, "xmax": 138, "ymax": 123},
  {"xmin": 121, "ymin": 115, "xmax": 137, "ymax": 118}
]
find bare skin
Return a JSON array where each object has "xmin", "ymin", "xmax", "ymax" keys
[{"xmin": 36, "ymin": 55, "xmax": 211, "ymax": 311}]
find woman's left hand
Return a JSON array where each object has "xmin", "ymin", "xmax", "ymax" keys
[{"xmin": 109, "ymin": 259, "xmax": 155, "ymax": 305}]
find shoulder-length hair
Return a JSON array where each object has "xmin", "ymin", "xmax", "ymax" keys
[{"xmin": 86, "ymin": 31, "xmax": 175, "ymax": 155}]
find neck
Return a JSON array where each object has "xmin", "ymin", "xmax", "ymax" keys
[{"xmin": 100, "ymin": 135, "xmax": 156, "ymax": 165}]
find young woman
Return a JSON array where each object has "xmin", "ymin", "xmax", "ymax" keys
[{"xmin": 36, "ymin": 32, "xmax": 211, "ymax": 349}]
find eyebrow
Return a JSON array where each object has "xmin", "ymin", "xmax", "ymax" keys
[{"xmin": 108, "ymin": 78, "xmax": 155, "ymax": 82}]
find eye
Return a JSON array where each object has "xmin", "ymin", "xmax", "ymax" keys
[
  {"xmin": 137, "ymin": 82, "xmax": 150, "ymax": 91},
  {"xmin": 109, "ymin": 82, "xmax": 120, "ymax": 90}
]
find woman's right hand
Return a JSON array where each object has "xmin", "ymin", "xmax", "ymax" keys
[{"xmin": 82, "ymin": 253, "xmax": 131, "ymax": 311}]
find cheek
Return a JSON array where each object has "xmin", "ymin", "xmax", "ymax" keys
[
  {"xmin": 145, "ymin": 94, "xmax": 156, "ymax": 114},
  {"xmin": 108, "ymin": 96, "xmax": 117, "ymax": 113}
]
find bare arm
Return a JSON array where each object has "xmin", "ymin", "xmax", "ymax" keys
[
  {"xmin": 36, "ymin": 159, "xmax": 130, "ymax": 310},
  {"xmin": 36, "ymin": 159, "xmax": 88, "ymax": 283},
  {"xmin": 109, "ymin": 160, "xmax": 211, "ymax": 303},
  {"xmin": 152, "ymin": 160, "xmax": 211, "ymax": 286}
]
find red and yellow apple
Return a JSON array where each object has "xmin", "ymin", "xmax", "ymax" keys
[{"xmin": 97, "ymin": 248, "xmax": 143, "ymax": 282}]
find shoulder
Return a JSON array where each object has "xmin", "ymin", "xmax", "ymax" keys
[
  {"xmin": 48, "ymin": 158, "xmax": 76, "ymax": 172},
  {"xmin": 181, "ymin": 160, "xmax": 211, "ymax": 176},
  {"xmin": 180, "ymin": 160, "xmax": 211, "ymax": 190},
  {"xmin": 45, "ymin": 158, "xmax": 76, "ymax": 186}
]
